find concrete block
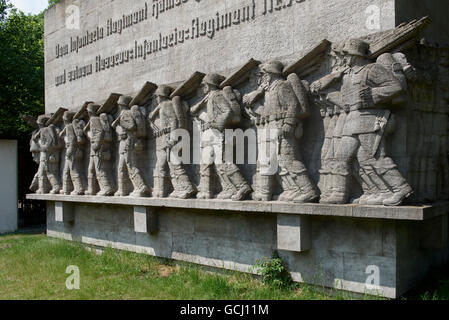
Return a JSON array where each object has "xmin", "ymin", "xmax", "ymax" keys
[
  {"xmin": 43, "ymin": 201, "xmax": 449, "ymax": 298},
  {"xmin": 133, "ymin": 206, "xmax": 158, "ymax": 234},
  {"xmin": 0, "ymin": 140, "xmax": 18, "ymax": 234},
  {"xmin": 277, "ymin": 214, "xmax": 311, "ymax": 252},
  {"xmin": 54, "ymin": 202, "xmax": 75, "ymax": 224}
]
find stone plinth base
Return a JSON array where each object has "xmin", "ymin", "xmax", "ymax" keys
[{"xmin": 27, "ymin": 194, "xmax": 449, "ymax": 298}]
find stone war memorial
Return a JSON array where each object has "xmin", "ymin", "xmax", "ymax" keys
[{"xmin": 26, "ymin": 0, "xmax": 449, "ymax": 298}]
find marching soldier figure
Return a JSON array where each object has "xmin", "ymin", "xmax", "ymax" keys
[
  {"xmin": 191, "ymin": 73, "xmax": 252, "ymax": 201},
  {"xmin": 243, "ymin": 61, "xmax": 319, "ymax": 202},
  {"xmin": 322, "ymin": 39, "xmax": 413, "ymax": 206},
  {"xmin": 29, "ymin": 117, "xmax": 45, "ymax": 193},
  {"xmin": 85, "ymin": 103, "xmax": 115, "ymax": 196},
  {"xmin": 34, "ymin": 115, "xmax": 63, "ymax": 194},
  {"xmin": 113, "ymin": 95, "xmax": 150, "ymax": 197},
  {"xmin": 311, "ymin": 42, "xmax": 349, "ymax": 203},
  {"xmin": 150, "ymin": 85, "xmax": 196, "ymax": 199},
  {"xmin": 60, "ymin": 111, "xmax": 87, "ymax": 195}
]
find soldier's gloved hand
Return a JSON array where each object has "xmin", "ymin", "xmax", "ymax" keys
[
  {"xmin": 282, "ymin": 123, "xmax": 294, "ymax": 137},
  {"xmin": 242, "ymin": 94, "xmax": 252, "ymax": 107},
  {"xmin": 310, "ymin": 80, "xmax": 322, "ymax": 95},
  {"xmin": 167, "ymin": 139, "xmax": 177, "ymax": 148},
  {"xmin": 359, "ymin": 87, "xmax": 373, "ymax": 108}
]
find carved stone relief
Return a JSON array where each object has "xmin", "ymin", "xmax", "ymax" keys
[
  {"xmin": 191, "ymin": 74, "xmax": 252, "ymax": 201},
  {"xmin": 33, "ymin": 115, "xmax": 63, "ymax": 194},
  {"xmin": 113, "ymin": 95, "xmax": 151, "ymax": 197},
  {"xmin": 243, "ymin": 61, "xmax": 319, "ymax": 203},
  {"xmin": 27, "ymin": 18, "xmax": 449, "ymax": 207},
  {"xmin": 60, "ymin": 111, "xmax": 87, "ymax": 195},
  {"xmin": 85, "ymin": 103, "xmax": 116, "ymax": 196},
  {"xmin": 150, "ymin": 85, "xmax": 196, "ymax": 199}
]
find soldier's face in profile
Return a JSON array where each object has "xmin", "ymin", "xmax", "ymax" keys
[{"xmin": 201, "ymin": 82, "xmax": 209, "ymax": 94}]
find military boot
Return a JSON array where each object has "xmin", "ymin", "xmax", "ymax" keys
[
  {"xmin": 98, "ymin": 175, "xmax": 115, "ymax": 197},
  {"xmin": 216, "ymin": 165, "xmax": 238, "ymax": 200},
  {"xmin": 114, "ymin": 177, "xmax": 127, "ymax": 197},
  {"xmin": 153, "ymin": 176, "xmax": 166, "ymax": 198},
  {"xmin": 48, "ymin": 176, "xmax": 61, "ymax": 195},
  {"xmin": 251, "ymin": 175, "xmax": 273, "ymax": 201},
  {"xmin": 175, "ymin": 174, "xmax": 196, "ymax": 199},
  {"xmin": 366, "ymin": 191, "xmax": 393, "ymax": 205},
  {"xmin": 216, "ymin": 185, "xmax": 235, "ymax": 200},
  {"xmin": 60, "ymin": 180, "xmax": 71, "ymax": 195},
  {"xmin": 382, "ymin": 169, "xmax": 413, "ymax": 206},
  {"xmin": 71, "ymin": 176, "xmax": 85, "ymax": 196},
  {"xmin": 197, "ymin": 174, "xmax": 213, "ymax": 199},
  {"xmin": 36, "ymin": 178, "xmax": 47, "ymax": 194},
  {"xmin": 278, "ymin": 175, "xmax": 296, "ymax": 202},
  {"xmin": 318, "ymin": 172, "xmax": 331, "ymax": 203},
  {"xmin": 129, "ymin": 173, "xmax": 150, "ymax": 198},
  {"xmin": 29, "ymin": 175, "xmax": 39, "ymax": 193},
  {"xmin": 228, "ymin": 172, "xmax": 251, "ymax": 201},
  {"xmin": 365, "ymin": 171, "xmax": 393, "ymax": 205},
  {"xmin": 292, "ymin": 173, "xmax": 319, "ymax": 203},
  {"xmin": 85, "ymin": 178, "xmax": 96, "ymax": 196},
  {"xmin": 321, "ymin": 174, "xmax": 349, "ymax": 204}
]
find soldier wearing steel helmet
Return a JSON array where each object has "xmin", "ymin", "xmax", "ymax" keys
[
  {"xmin": 113, "ymin": 95, "xmax": 150, "ymax": 197},
  {"xmin": 60, "ymin": 111, "xmax": 87, "ymax": 195},
  {"xmin": 191, "ymin": 73, "xmax": 252, "ymax": 201},
  {"xmin": 85, "ymin": 103, "xmax": 115, "ymax": 196},
  {"xmin": 311, "ymin": 41, "xmax": 349, "ymax": 203},
  {"xmin": 33, "ymin": 115, "xmax": 63, "ymax": 194},
  {"xmin": 149, "ymin": 85, "xmax": 196, "ymax": 199},
  {"xmin": 318, "ymin": 39, "xmax": 413, "ymax": 206},
  {"xmin": 243, "ymin": 60, "xmax": 319, "ymax": 203}
]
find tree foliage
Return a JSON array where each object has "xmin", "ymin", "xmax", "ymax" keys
[
  {"xmin": 0, "ymin": 0, "xmax": 61, "ymax": 139},
  {"xmin": 48, "ymin": 0, "xmax": 61, "ymax": 9},
  {"xmin": 0, "ymin": 0, "xmax": 47, "ymax": 139}
]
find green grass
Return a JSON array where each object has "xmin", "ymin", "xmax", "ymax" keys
[{"xmin": 0, "ymin": 233, "xmax": 443, "ymax": 300}]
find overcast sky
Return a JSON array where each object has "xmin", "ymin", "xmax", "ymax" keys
[{"xmin": 10, "ymin": 0, "xmax": 49, "ymax": 15}]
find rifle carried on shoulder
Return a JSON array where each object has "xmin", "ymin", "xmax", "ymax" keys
[
  {"xmin": 84, "ymin": 93, "xmax": 121, "ymax": 133},
  {"xmin": 46, "ymin": 107, "xmax": 68, "ymax": 126},
  {"xmin": 170, "ymin": 71, "xmax": 206, "ymax": 100},
  {"xmin": 130, "ymin": 81, "xmax": 157, "ymax": 107},
  {"xmin": 73, "ymin": 101, "xmax": 93, "ymax": 121},
  {"xmin": 368, "ymin": 16, "xmax": 430, "ymax": 59},
  {"xmin": 283, "ymin": 39, "xmax": 331, "ymax": 77},
  {"xmin": 220, "ymin": 58, "xmax": 260, "ymax": 89},
  {"xmin": 22, "ymin": 115, "xmax": 38, "ymax": 130}
]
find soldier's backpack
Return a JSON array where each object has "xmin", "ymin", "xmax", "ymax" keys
[
  {"xmin": 172, "ymin": 96, "xmax": 188, "ymax": 129},
  {"xmin": 131, "ymin": 106, "xmax": 147, "ymax": 138},
  {"xmin": 222, "ymin": 86, "xmax": 242, "ymax": 126},
  {"xmin": 119, "ymin": 110, "xmax": 137, "ymax": 132},
  {"xmin": 100, "ymin": 113, "xmax": 113, "ymax": 142},
  {"xmin": 73, "ymin": 119, "xmax": 86, "ymax": 144},
  {"xmin": 287, "ymin": 73, "xmax": 310, "ymax": 119}
]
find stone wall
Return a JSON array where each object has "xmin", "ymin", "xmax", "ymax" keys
[
  {"xmin": 44, "ymin": 0, "xmax": 396, "ymax": 113},
  {"xmin": 0, "ymin": 140, "xmax": 18, "ymax": 234},
  {"xmin": 395, "ymin": 0, "xmax": 449, "ymax": 47},
  {"xmin": 45, "ymin": 200, "xmax": 449, "ymax": 298},
  {"xmin": 30, "ymin": 0, "xmax": 449, "ymax": 298}
]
